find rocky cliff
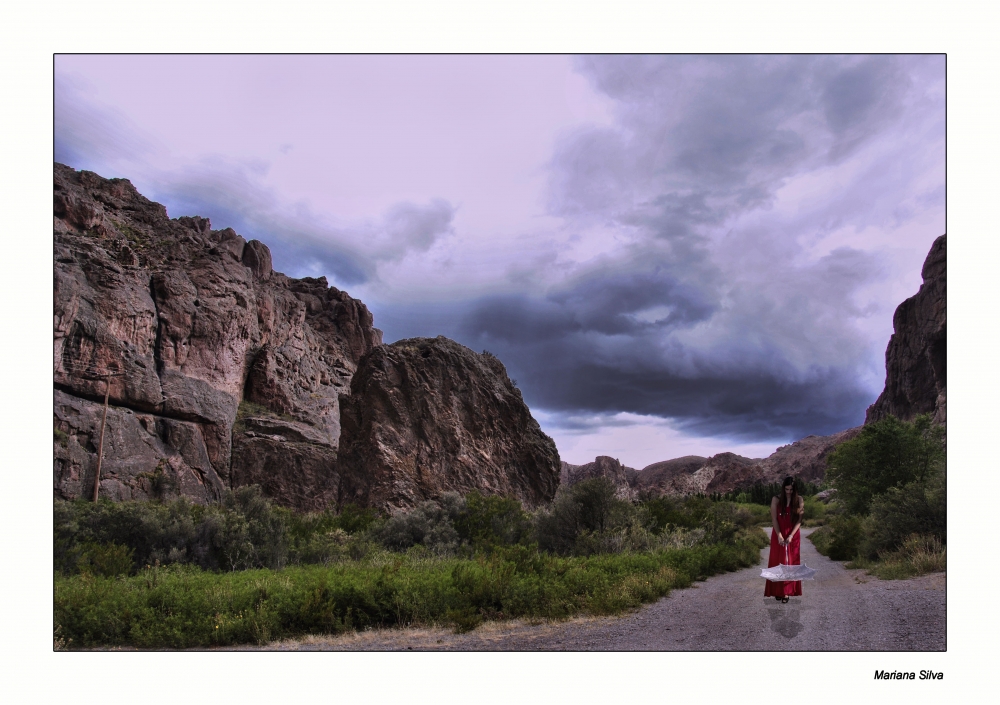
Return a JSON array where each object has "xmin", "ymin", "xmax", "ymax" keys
[
  {"xmin": 866, "ymin": 234, "xmax": 946, "ymax": 426},
  {"xmin": 336, "ymin": 337, "xmax": 561, "ymax": 512},
  {"xmin": 54, "ymin": 164, "xmax": 381, "ymax": 509}
]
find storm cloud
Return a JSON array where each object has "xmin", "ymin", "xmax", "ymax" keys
[{"xmin": 378, "ymin": 55, "xmax": 943, "ymax": 444}]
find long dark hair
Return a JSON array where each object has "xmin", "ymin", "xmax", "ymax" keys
[{"xmin": 777, "ymin": 476, "xmax": 801, "ymax": 521}]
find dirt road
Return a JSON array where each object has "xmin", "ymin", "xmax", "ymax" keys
[{"xmin": 257, "ymin": 528, "xmax": 946, "ymax": 651}]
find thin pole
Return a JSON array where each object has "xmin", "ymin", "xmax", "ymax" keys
[{"xmin": 92, "ymin": 376, "xmax": 111, "ymax": 502}]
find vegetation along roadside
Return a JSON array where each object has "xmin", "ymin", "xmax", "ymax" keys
[
  {"xmin": 808, "ymin": 414, "xmax": 946, "ymax": 580},
  {"xmin": 54, "ymin": 479, "xmax": 767, "ymax": 649}
]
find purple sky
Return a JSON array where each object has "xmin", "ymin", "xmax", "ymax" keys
[{"xmin": 54, "ymin": 55, "xmax": 945, "ymax": 468}]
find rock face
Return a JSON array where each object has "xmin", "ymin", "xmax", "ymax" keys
[
  {"xmin": 560, "ymin": 456, "xmax": 639, "ymax": 499},
  {"xmin": 866, "ymin": 234, "xmax": 946, "ymax": 426},
  {"xmin": 634, "ymin": 453, "xmax": 761, "ymax": 496},
  {"xmin": 756, "ymin": 427, "xmax": 862, "ymax": 485},
  {"xmin": 53, "ymin": 163, "xmax": 382, "ymax": 509},
  {"xmin": 336, "ymin": 337, "xmax": 561, "ymax": 512},
  {"xmin": 633, "ymin": 456, "xmax": 708, "ymax": 495}
]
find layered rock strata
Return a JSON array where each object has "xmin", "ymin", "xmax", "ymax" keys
[
  {"xmin": 337, "ymin": 337, "xmax": 561, "ymax": 512},
  {"xmin": 53, "ymin": 164, "xmax": 381, "ymax": 508},
  {"xmin": 866, "ymin": 234, "xmax": 947, "ymax": 426}
]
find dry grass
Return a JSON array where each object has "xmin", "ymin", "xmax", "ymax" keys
[
  {"xmin": 849, "ymin": 534, "xmax": 946, "ymax": 580},
  {"xmin": 253, "ymin": 614, "xmax": 617, "ymax": 651}
]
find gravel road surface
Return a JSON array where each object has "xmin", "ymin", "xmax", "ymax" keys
[{"xmin": 251, "ymin": 528, "xmax": 946, "ymax": 651}]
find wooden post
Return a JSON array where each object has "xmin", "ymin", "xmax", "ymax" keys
[{"xmin": 92, "ymin": 375, "xmax": 111, "ymax": 502}]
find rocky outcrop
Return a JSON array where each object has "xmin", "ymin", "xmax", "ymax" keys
[
  {"xmin": 866, "ymin": 234, "xmax": 946, "ymax": 426},
  {"xmin": 632, "ymin": 456, "xmax": 707, "ymax": 496},
  {"xmin": 560, "ymin": 456, "xmax": 639, "ymax": 499},
  {"xmin": 336, "ymin": 337, "xmax": 561, "ymax": 512},
  {"xmin": 756, "ymin": 427, "xmax": 862, "ymax": 485},
  {"xmin": 634, "ymin": 453, "xmax": 761, "ymax": 496},
  {"xmin": 53, "ymin": 163, "xmax": 382, "ymax": 508}
]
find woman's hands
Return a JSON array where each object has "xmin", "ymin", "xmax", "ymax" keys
[{"xmin": 777, "ymin": 533, "xmax": 786, "ymax": 545}]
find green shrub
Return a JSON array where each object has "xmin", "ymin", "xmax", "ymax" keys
[
  {"xmin": 206, "ymin": 486, "xmax": 290, "ymax": 570},
  {"xmin": 335, "ymin": 504, "xmax": 380, "ymax": 534},
  {"xmin": 54, "ymin": 486, "xmax": 291, "ymax": 573},
  {"xmin": 453, "ymin": 492, "xmax": 531, "ymax": 549},
  {"xmin": 807, "ymin": 525, "xmax": 832, "ymax": 555},
  {"xmin": 802, "ymin": 496, "xmax": 828, "ymax": 526},
  {"xmin": 826, "ymin": 414, "xmax": 945, "ymax": 514},
  {"xmin": 372, "ymin": 494, "xmax": 464, "ymax": 554},
  {"xmin": 534, "ymin": 478, "xmax": 640, "ymax": 555},
  {"xmin": 639, "ymin": 495, "xmax": 711, "ymax": 534},
  {"xmin": 818, "ymin": 514, "xmax": 869, "ymax": 561},
  {"xmin": 862, "ymin": 469, "xmax": 946, "ymax": 558},
  {"xmin": 78, "ymin": 541, "xmax": 135, "ymax": 577}
]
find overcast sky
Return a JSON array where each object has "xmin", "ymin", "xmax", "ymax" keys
[{"xmin": 54, "ymin": 54, "xmax": 945, "ymax": 468}]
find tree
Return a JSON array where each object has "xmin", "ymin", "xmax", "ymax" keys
[{"xmin": 825, "ymin": 414, "xmax": 945, "ymax": 515}]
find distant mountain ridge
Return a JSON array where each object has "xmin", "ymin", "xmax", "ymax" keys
[{"xmin": 561, "ymin": 426, "xmax": 860, "ymax": 497}]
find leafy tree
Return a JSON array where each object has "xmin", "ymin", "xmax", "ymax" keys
[
  {"xmin": 453, "ymin": 491, "xmax": 531, "ymax": 548},
  {"xmin": 826, "ymin": 414, "xmax": 944, "ymax": 514},
  {"xmin": 534, "ymin": 478, "xmax": 632, "ymax": 555}
]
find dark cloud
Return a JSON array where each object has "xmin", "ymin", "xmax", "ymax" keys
[{"xmin": 376, "ymin": 56, "xmax": 940, "ymax": 444}]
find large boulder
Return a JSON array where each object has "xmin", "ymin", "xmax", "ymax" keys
[
  {"xmin": 336, "ymin": 337, "xmax": 561, "ymax": 512},
  {"xmin": 560, "ymin": 456, "xmax": 639, "ymax": 499},
  {"xmin": 53, "ymin": 163, "xmax": 381, "ymax": 507},
  {"xmin": 866, "ymin": 234, "xmax": 946, "ymax": 426}
]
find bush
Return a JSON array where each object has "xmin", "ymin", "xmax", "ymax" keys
[
  {"xmin": 801, "ymin": 496, "xmax": 828, "ymax": 526},
  {"xmin": 812, "ymin": 514, "xmax": 869, "ymax": 561},
  {"xmin": 77, "ymin": 541, "xmax": 135, "ymax": 577},
  {"xmin": 54, "ymin": 497, "xmax": 200, "ymax": 574},
  {"xmin": 372, "ymin": 494, "xmax": 464, "ymax": 554},
  {"xmin": 54, "ymin": 486, "xmax": 292, "ymax": 573},
  {"xmin": 861, "ymin": 468, "xmax": 946, "ymax": 558},
  {"xmin": 534, "ymin": 478, "xmax": 641, "ymax": 555},
  {"xmin": 640, "ymin": 495, "xmax": 712, "ymax": 533},
  {"xmin": 453, "ymin": 492, "xmax": 531, "ymax": 549},
  {"xmin": 208, "ymin": 486, "xmax": 290, "ymax": 570},
  {"xmin": 826, "ymin": 414, "xmax": 945, "ymax": 514}
]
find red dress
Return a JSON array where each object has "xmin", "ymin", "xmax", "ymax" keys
[{"xmin": 764, "ymin": 499, "xmax": 802, "ymax": 597}]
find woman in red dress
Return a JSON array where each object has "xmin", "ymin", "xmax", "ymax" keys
[{"xmin": 764, "ymin": 476, "xmax": 805, "ymax": 603}]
